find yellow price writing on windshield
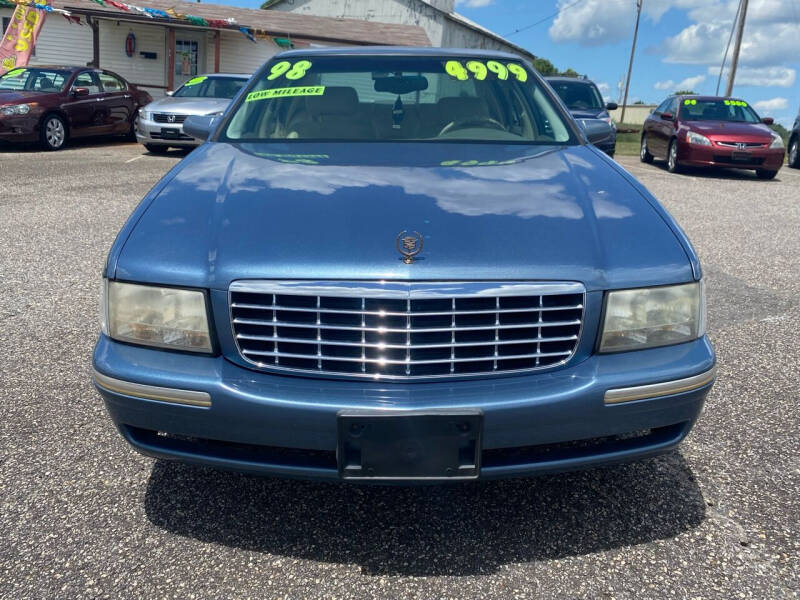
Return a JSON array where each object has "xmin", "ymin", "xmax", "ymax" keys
[
  {"xmin": 445, "ymin": 60, "xmax": 528, "ymax": 82},
  {"xmin": 267, "ymin": 60, "xmax": 313, "ymax": 81},
  {"xmin": 724, "ymin": 99, "xmax": 748, "ymax": 107}
]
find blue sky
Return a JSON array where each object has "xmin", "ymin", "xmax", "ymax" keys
[{"xmin": 455, "ymin": 0, "xmax": 800, "ymax": 126}]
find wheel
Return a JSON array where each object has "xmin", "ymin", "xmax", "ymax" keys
[
  {"xmin": 788, "ymin": 137, "xmax": 799, "ymax": 168},
  {"xmin": 756, "ymin": 169, "xmax": 778, "ymax": 180},
  {"xmin": 144, "ymin": 143, "xmax": 170, "ymax": 154},
  {"xmin": 40, "ymin": 114, "xmax": 67, "ymax": 151},
  {"xmin": 666, "ymin": 138, "xmax": 681, "ymax": 173},
  {"xmin": 640, "ymin": 135, "xmax": 653, "ymax": 163}
]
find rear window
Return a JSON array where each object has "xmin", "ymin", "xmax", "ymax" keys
[
  {"xmin": 0, "ymin": 68, "xmax": 69, "ymax": 92},
  {"xmin": 221, "ymin": 55, "xmax": 574, "ymax": 144}
]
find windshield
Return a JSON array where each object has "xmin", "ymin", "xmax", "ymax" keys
[
  {"xmin": 680, "ymin": 99, "xmax": 761, "ymax": 123},
  {"xmin": 0, "ymin": 68, "xmax": 70, "ymax": 92},
  {"xmin": 548, "ymin": 80, "xmax": 604, "ymax": 111},
  {"xmin": 222, "ymin": 55, "xmax": 574, "ymax": 144},
  {"xmin": 174, "ymin": 75, "xmax": 248, "ymax": 99}
]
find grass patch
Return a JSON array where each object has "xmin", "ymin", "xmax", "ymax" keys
[{"xmin": 614, "ymin": 124, "xmax": 642, "ymax": 157}]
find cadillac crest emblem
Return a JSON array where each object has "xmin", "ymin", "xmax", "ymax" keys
[{"xmin": 396, "ymin": 230, "xmax": 423, "ymax": 264}]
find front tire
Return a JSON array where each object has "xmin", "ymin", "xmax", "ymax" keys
[
  {"xmin": 756, "ymin": 169, "xmax": 778, "ymax": 180},
  {"xmin": 788, "ymin": 137, "xmax": 799, "ymax": 168},
  {"xmin": 640, "ymin": 135, "xmax": 653, "ymax": 163},
  {"xmin": 40, "ymin": 114, "xmax": 67, "ymax": 151},
  {"xmin": 144, "ymin": 143, "xmax": 170, "ymax": 154},
  {"xmin": 666, "ymin": 138, "xmax": 681, "ymax": 173}
]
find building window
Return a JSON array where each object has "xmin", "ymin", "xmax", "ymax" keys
[{"xmin": 2, "ymin": 17, "xmax": 10, "ymax": 35}]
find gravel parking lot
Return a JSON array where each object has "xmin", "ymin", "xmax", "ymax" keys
[{"xmin": 1, "ymin": 140, "xmax": 798, "ymax": 599}]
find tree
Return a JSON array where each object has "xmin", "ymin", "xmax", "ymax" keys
[
  {"xmin": 531, "ymin": 58, "xmax": 557, "ymax": 76},
  {"xmin": 560, "ymin": 68, "xmax": 580, "ymax": 78}
]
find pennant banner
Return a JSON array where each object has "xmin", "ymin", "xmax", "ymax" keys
[{"xmin": 0, "ymin": 2, "xmax": 49, "ymax": 75}]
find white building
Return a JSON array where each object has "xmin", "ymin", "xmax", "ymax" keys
[
  {"xmin": 261, "ymin": 0, "xmax": 536, "ymax": 62},
  {"xmin": 1, "ymin": 0, "xmax": 430, "ymax": 98}
]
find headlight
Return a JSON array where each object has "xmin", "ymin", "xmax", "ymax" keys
[
  {"xmin": 600, "ymin": 282, "xmax": 706, "ymax": 353},
  {"xmin": 601, "ymin": 116, "xmax": 616, "ymax": 130},
  {"xmin": 102, "ymin": 280, "xmax": 212, "ymax": 352},
  {"xmin": 686, "ymin": 131, "xmax": 711, "ymax": 146},
  {"xmin": 139, "ymin": 109, "xmax": 151, "ymax": 120},
  {"xmin": 770, "ymin": 134, "xmax": 785, "ymax": 149},
  {"xmin": 0, "ymin": 103, "xmax": 33, "ymax": 116}
]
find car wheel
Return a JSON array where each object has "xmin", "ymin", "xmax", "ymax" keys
[
  {"xmin": 666, "ymin": 139, "xmax": 681, "ymax": 173},
  {"xmin": 144, "ymin": 143, "xmax": 170, "ymax": 154},
  {"xmin": 40, "ymin": 114, "xmax": 67, "ymax": 151},
  {"xmin": 789, "ymin": 137, "xmax": 800, "ymax": 168},
  {"xmin": 756, "ymin": 169, "xmax": 778, "ymax": 180},
  {"xmin": 640, "ymin": 135, "xmax": 653, "ymax": 163}
]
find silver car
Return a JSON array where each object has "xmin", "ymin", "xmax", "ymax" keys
[{"xmin": 136, "ymin": 73, "xmax": 249, "ymax": 152}]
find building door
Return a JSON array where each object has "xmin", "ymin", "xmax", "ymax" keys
[{"xmin": 173, "ymin": 33, "xmax": 205, "ymax": 88}]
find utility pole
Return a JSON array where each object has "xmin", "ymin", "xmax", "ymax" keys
[
  {"xmin": 619, "ymin": 0, "xmax": 643, "ymax": 125},
  {"xmin": 725, "ymin": 0, "xmax": 748, "ymax": 97}
]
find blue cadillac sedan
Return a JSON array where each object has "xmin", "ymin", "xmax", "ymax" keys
[{"xmin": 93, "ymin": 48, "xmax": 715, "ymax": 482}]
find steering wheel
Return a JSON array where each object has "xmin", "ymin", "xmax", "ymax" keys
[{"xmin": 438, "ymin": 117, "xmax": 506, "ymax": 136}]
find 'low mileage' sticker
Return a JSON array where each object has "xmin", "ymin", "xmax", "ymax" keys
[
  {"xmin": 245, "ymin": 86, "xmax": 325, "ymax": 102},
  {"xmin": 444, "ymin": 60, "xmax": 528, "ymax": 82}
]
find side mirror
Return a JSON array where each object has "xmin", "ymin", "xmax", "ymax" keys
[
  {"xmin": 165, "ymin": 90, "xmax": 174, "ymax": 96},
  {"xmin": 183, "ymin": 114, "xmax": 217, "ymax": 141},
  {"xmin": 660, "ymin": 112, "xmax": 674, "ymax": 121},
  {"xmin": 72, "ymin": 87, "xmax": 90, "ymax": 97},
  {"xmin": 578, "ymin": 119, "xmax": 614, "ymax": 145},
  {"xmin": 761, "ymin": 117, "xmax": 774, "ymax": 125},
  {"xmin": 605, "ymin": 102, "xmax": 618, "ymax": 111}
]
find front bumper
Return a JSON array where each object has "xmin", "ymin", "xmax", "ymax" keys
[
  {"xmin": 94, "ymin": 334, "xmax": 715, "ymax": 481},
  {"xmin": 0, "ymin": 113, "xmax": 41, "ymax": 143},
  {"xmin": 679, "ymin": 141, "xmax": 785, "ymax": 171},
  {"xmin": 136, "ymin": 115, "xmax": 199, "ymax": 147}
]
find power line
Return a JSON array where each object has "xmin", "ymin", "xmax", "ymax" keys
[{"xmin": 504, "ymin": 0, "xmax": 586, "ymax": 38}]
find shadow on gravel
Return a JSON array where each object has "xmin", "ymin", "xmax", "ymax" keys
[{"xmin": 144, "ymin": 452, "xmax": 705, "ymax": 576}]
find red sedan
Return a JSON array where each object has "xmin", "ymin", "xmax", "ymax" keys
[
  {"xmin": 0, "ymin": 66, "xmax": 152, "ymax": 150},
  {"xmin": 640, "ymin": 95, "xmax": 785, "ymax": 179}
]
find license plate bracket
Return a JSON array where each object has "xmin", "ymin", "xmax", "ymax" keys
[
  {"xmin": 160, "ymin": 127, "xmax": 181, "ymax": 138},
  {"xmin": 731, "ymin": 151, "xmax": 752, "ymax": 162},
  {"xmin": 337, "ymin": 410, "xmax": 482, "ymax": 481}
]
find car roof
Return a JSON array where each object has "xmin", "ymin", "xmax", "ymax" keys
[
  {"xmin": 273, "ymin": 46, "xmax": 523, "ymax": 62},
  {"xmin": 671, "ymin": 94, "xmax": 746, "ymax": 101},
  {"xmin": 194, "ymin": 73, "xmax": 250, "ymax": 79},
  {"xmin": 545, "ymin": 76, "xmax": 595, "ymax": 84}
]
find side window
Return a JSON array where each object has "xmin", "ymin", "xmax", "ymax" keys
[
  {"xmin": 98, "ymin": 72, "xmax": 126, "ymax": 92},
  {"xmin": 72, "ymin": 71, "xmax": 101, "ymax": 94},
  {"xmin": 654, "ymin": 99, "xmax": 671, "ymax": 116},
  {"xmin": 2, "ymin": 17, "xmax": 10, "ymax": 35}
]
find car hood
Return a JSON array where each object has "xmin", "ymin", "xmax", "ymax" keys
[
  {"xmin": 143, "ymin": 96, "xmax": 231, "ymax": 115},
  {"xmin": 113, "ymin": 142, "xmax": 694, "ymax": 291},
  {"xmin": 569, "ymin": 108, "xmax": 608, "ymax": 120},
  {"xmin": 685, "ymin": 120, "xmax": 774, "ymax": 142}
]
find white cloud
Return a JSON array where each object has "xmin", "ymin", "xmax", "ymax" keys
[
  {"xmin": 709, "ymin": 65, "xmax": 796, "ymax": 87},
  {"xmin": 596, "ymin": 81, "xmax": 611, "ymax": 100},
  {"xmin": 753, "ymin": 97, "xmax": 788, "ymax": 114},
  {"xmin": 656, "ymin": 0, "xmax": 800, "ymax": 67},
  {"xmin": 454, "ymin": 0, "xmax": 494, "ymax": 7},
  {"xmin": 654, "ymin": 74, "xmax": 705, "ymax": 92}
]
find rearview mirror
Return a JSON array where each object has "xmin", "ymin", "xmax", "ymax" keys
[
  {"xmin": 72, "ymin": 87, "xmax": 90, "ymax": 97},
  {"xmin": 761, "ymin": 117, "xmax": 774, "ymax": 125},
  {"xmin": 606, "ymin": 102, "xmax": 618, "ymax": 111},
  {"xmin": 578, "ymin": 119, "xmax": 614, "ymax": 145},
  {"xmin": 373, "ymin": 75, "xmax": 428, "ymax": 95},
  {"xmin": 660, "ymin": 112, "xmax": 674, "ymax": 121},
  {"xmin": 183, "ymin": 115, "xmax": 218, "ymax": 141}
]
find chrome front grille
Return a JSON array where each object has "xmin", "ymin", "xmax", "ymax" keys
[
  {"xmin": 716, "ymin": 141, "xmax": 766, "ymax": 148},
  {"xmin": 230, "ymin": 281, "xmax": 585, "ymax": 380},
  {"xmin": 152, "ymin": 113, "xmax": 188, "ymax": 123}
]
